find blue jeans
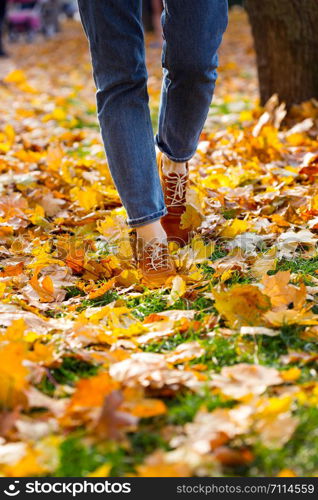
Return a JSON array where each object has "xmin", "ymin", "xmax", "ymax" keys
[{"xmin": 78, "ymin": 0, "xmax": 228, "ymax": 227}]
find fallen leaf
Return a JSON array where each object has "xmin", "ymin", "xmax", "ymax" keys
[
  {"xmin": 213, "ymin": 285, "xmax": 271, "ymax": 328},
  {"xmin": 211, "ymin": 364, "xmax": 282, "ymax": 399}
]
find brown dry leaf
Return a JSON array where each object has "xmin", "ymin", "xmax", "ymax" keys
[
  {"xmin": 165, "ymin": 342, "xmax": 205, "ymax": 365},
  {"xmin": 26, "ymin": 387, "xmax": 68, "ymax": 417},
  {"xmin": 240, "ymin": 326, "xmax": 279, "ymax": 337},
  {"xmin": 121, "ymin": 388, "xmax": 167, "ymax": 418},
  {"xmin": 280, "ymin": 352, "xmax": 318, "ymax": 365},
  {"xmin": 213, "ymin": 285, "xmax": 271, "ymax": 329},
  {"xmin": 0, "ymin": 407, "xmax": 22, "ymax": 438},
  {"xmin": 255, "ymin": 412, "xmax": 298, "ymax": 448},
  {"xmin": 261, "ymin": 271, "xmax": 307, "ymax": 311},
  {"xmin": 264, "ymin": 309, "xmax": 318, "ymax": 327},
  {"xmin": 16, "ymin": 418, "xmax": 58, "ymax": 441},
  {"xmin": 38, "ymin": 192, "xmax": 65, "ymax": 217},
  {"xmin": 209, "ymin": 249, "xmax": 248, "ymax": 279},
  {"xmin": 137, "ymin": 309, "xmax": 196, "ymax": 344},
  {"xmin": 170, "ymin": 405, "xmax": 253, "ymax": 455},
  {"xmin": 211, "ymin": 363, "xmax": 282, "ymax": 399},
  {"xmin": 0, "ymin": 306, "xmax": 47, "ymax": 333},
  {"xmin": 213, "ymin": 446, "xmax": 254, "ymax": 466},
  {"xmin": 0, "ymin": 439, "xmax": 27, "ymax": 466},
  {"xmin": 276, "ymin": 229, "xmax": 317, "ymax": 259},
  {"xmin": 136, "ymin": 451, "xmax": 191, "ymax": 477},
  {"xmin": 92, "ymin": 390, "xmax": 138, "ymax": 440},
  {"xmin": 109, "ymin": 353, "xmax": 200, "ymax": 392},
  {"xmin": 251, "ymin": 248, "xmax": 277, "ymax": 279}
]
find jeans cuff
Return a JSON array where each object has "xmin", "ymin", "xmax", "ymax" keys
[
  {"xmin": 127, "ymin": 207, "xmax": 168, "ymax": 228},
  {"xmin": 155, "ymin": 135, "xmax": 196, "ymax": 163}
]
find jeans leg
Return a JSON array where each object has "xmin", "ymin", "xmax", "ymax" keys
[
  {"xmin": 78, "ymin": 0, "xmax": 166, "ymax": 227},
  {"xmin": 155, "ymin": 0, "xmax": 228, "ymax": 162}
]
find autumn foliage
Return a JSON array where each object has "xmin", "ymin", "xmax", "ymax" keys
[{"xmin": 0, "ymin": 10, "xmax": 318, "ymax": 477}]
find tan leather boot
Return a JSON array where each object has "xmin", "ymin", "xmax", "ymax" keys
[
  {"xmin": 158, "ymin": 153, "xmax": 191, "ymax": 247},
  {"xmin": 133, "ymin": 236, "xmax": 176, "ymax": 288}
]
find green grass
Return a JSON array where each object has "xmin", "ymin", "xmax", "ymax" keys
[
  {"xmin": 56, "ymin": 435, "xmax": 129, "ymax": 477},
  {"xmin": 56, "ymin": 429, "xmax": 168, "ymax": 477},
  {"xmin": 272, "ymin": 256, "xmax": 318, "ymax": 277},
  {"xmin": 37, "ymin": 357, "xmax": 99, "ymax": 396},
  {"xmin": 76, "ymin": 290, "xmax": 119, "ymax": 312},
  {"xmin": 222, "ymin": 208, "xmax": 238, "ymax": 220},
  {"xmin": 165, "ymin": 390, "xmax": 235, "ymax": 426},
  {"xmin": 127, "ymin": 290, "xmax": 189, "ymax": 320},
  {"xmin": 55, "ymin": 405, "xmax": 318, "ymax": 477},
  {"xmin": 64, "ymin": 286, "xmax": 86, "ymax": 300},
  {"xmin": 143, "ymin": 330, "xmax": 203, "ymax": 354}
]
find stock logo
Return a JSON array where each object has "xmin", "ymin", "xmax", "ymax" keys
[{"xmin": 4, "ymin": 481, "xmax": 20, "ymax": 497}]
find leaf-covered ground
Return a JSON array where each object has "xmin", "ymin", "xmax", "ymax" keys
[{"xmin": 1, "ymin": 9, "xmax": 318, "ymax": 477}]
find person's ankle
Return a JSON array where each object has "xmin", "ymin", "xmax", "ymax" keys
[
  {"xmin": 136, "ymin": 220, "xmax": 167, "ymax": 245},
  {"xmin": 162, "ymin": 155, "xmax": 188, "ymax": 176}
]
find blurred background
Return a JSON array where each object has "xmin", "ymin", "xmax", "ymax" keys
[{"xmin": 0, "ymin": 0, "xmax": 316, "ymax": 110}]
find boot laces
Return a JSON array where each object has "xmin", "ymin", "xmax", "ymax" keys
[
  {"xmin": 165, "ymin": 171, "xmax": 188, "ymax": 207},
  {"xmin": 144, "ymin": 241, "xmax": 171, "ymax": 272}
]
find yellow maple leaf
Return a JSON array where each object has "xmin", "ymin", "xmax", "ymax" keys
[
  {"xmin": 281, "ymin": 367, "xmax": 301, "ymax": 382},
  {"xmin": 60, "ymin": 372, "xmax": 119, "ymax": 427},
  {"xmin": 96, "ymin": 216, "xmax": 119, "ymax": 238},
  {"xmin": 28, "ymin": 341, "xmax": 56, "ymax": 365},
  {"xmin": 70, "ymin": 185, "xmax": 103, "ymax": 211},
  {"xmin": 261, "ymin": 271, "xmax": 306, "ymax": 311},
  {"xmin": 0, "ymin": 282, "xmax": 6, "ymax": 298},
  {"xmin": 47, "ymin": 143, "xmax": 64, "ymax": 171},
  {"xmin": 88, "ymin": 278, "xmax": 116, "ymax": 299},
  {"xmin": 4, "ymin": 124, "xmax": 15, "ymax": 144},
  {"xmin": 213, "ymin": 284, "xmax": 271, "ymax": 328},
  {"xmin": 3, "ymin": 319, "xmax": 26, "ymax": 341},
  {"xmin": 4, "ymin": 69, "xmax": 27, "ymax": 84},
  {"xmin": 129, "ymin": 399, "xmax": 167, "ymax": 418},
  {"xmin": 0, "ymin": 342, "xmax": 29, "ymax": 408},
  {"xmin": 30, "ymin": 267, "xmax": 55, "ymax": 303},
  {"xmin": 116, "ymin": 269, "xmax": 140, "ymax": 287},
  {"xmin": 2, "ymin": 446, "xmax": 46, "ymax": 477},
  {"xmin": 180, "ymin": 204, "xmax": 203, "ymax": 230},
  {"xmin": 221, "ymin": 218, "xmax": 250, "ymax": 239},
  {"xmin": 168, "ymin": 276, "xmax": 187, "ymax": 305}
]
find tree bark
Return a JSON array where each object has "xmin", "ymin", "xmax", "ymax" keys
[{"xmin": 245, "ymin": 0, "xmax": 318, "ymax": 108}]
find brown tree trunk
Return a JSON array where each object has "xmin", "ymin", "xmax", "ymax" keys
[{"xmin": 245, "ymin": 0, "xmax": 318, "ymax": 108}]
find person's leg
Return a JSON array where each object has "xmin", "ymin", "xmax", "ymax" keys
[
  {"xmin": 156, "ymin": 0, "xmax": 228, "ymax": 162},
  {"xmin": 77, "ymin": 0, "xmax": 166, "ymax": 230}
]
